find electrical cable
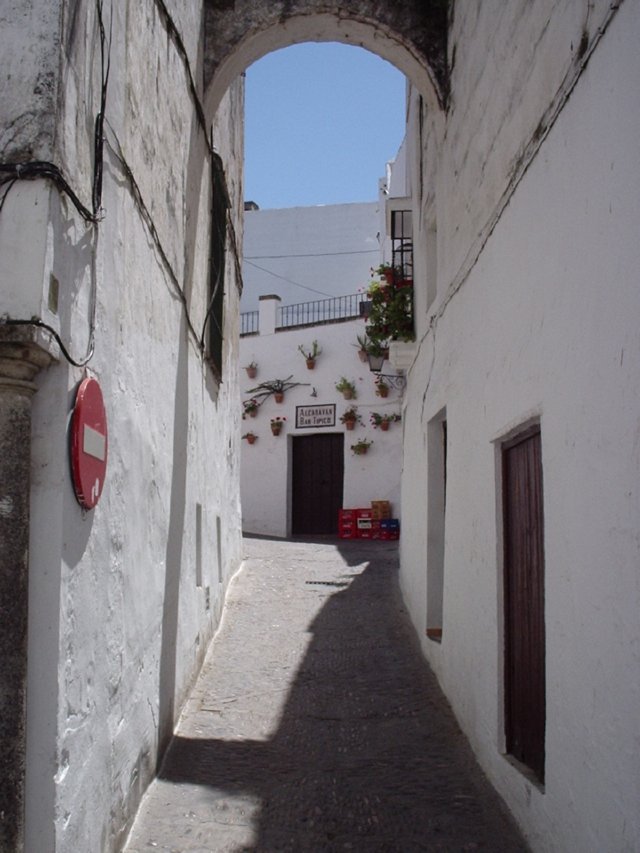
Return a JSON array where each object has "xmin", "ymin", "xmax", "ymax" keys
[
  {"xmin": 243, "ymin": 259, "xmax": 334, "ymax": 298},
  {"xmin": 152, "ymin": 0, "xmax": 213, "ymax": 159},
  {"xmin": 245, "ymin": 249, "xmax": 379, "ymax": 259},
  {"xmin": 104, "ymin": 127, "xmax": 203, "ymax": 351},
  {"xmin": 0, "ymin": 0, "xmax": 111, "ymax": 367},
  {"xmin": 0, "ymin": 318, "xmax": 95, "ymax": 368}
]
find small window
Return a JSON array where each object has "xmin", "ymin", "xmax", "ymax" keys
[
  {"xmin": 391, "ymin": 209, "xmax": 413, "ymax": 279},
  {"xmin": 205, "ymin": 154, "xmax": 230, "ymax": 378}
]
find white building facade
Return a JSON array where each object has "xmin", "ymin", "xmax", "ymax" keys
[
  {"xmin": 240, "ymin": 294, "xmax": 404, "ymax": 538},
  {"xmin": 394, "ymin": 3, "xmax": 640, "ymax": 852},
  {"xmin": 2, "ymin": 1, "xmax": 639, "ymax": 851},
  {"xmin": 1, "ymin": 3, "xmax": 244, "ymax": 850}
]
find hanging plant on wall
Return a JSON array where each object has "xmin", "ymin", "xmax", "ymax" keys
[
  {"xmin": 244, "ymin": 361, "xmax": 258, "ymax": 379},
  {"xmin": 340, "ymin": 406, "xmax": 361, "ymax": 431},
  {"xmin": 354, "ymin": 333, "xmax": 371, "ymax": 363},
  {"xmin": 370, "ymin": 412, "xmax": 401, "ymax": 431},
  {"xmin": 375, "ymin": 376, "xmax": 390, "ymax": 398},
  {"xmin": 298, "ymin": 340, "xmax": 322, "ymax": 369},
  {"xmin": 243, "ymin": 398, "xmax": 259, "ymax": 418},
  {"xmin": 270, "ymin": 416, "xmax": 286, "ymax": 436},
  {"xmin": 351, "ymin": 438, "xmax": 373, "ymax": 455},
  {"xmin": 245, "ymin": 376, "xmax": 308, "ymax": 404},
  {"xmin": 242, "ymin": 432, "xmax": 257, "ymax": 445},
  {"xmin": 335, "ymin": 377, "xmax": 357, "ymax": 400}
]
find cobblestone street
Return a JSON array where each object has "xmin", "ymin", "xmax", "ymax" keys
[{"xmin": 124, "ymin": 537, "xmax": 527, "ymax": 852}]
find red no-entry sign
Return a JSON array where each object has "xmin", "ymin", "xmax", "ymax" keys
[{"xmin": 70, "ymin": 377, "xmax": 108, "ymax": 510}]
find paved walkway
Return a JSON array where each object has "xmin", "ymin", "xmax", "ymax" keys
[{"xmin": 124, "ymin": 537, "xmax": 527, "ymax": 852}]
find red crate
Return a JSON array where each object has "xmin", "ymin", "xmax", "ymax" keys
[
  {"xmin": 339, "ymin": 509, "xmax": 356, "ymax": 522},
  {"xmin": 356, "ymin": 508, "xmax": 373, "ymax": 520},
  {"xmin": 339, "ymin": 528, "xmax": 357, "ymax": 539}
]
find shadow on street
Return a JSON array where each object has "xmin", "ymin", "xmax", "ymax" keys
[{"xmin": 158, "ymin": 539, "xmax": 527, "ymax": 851}]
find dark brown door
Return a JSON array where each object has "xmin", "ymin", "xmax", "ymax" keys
[
  {"xmin": 503, "ymin": 427, "xmax": 546, "ymax": 782},
  {"xmin": 292, "ymin": 434, "xmax": 344, "ymax": 535}
]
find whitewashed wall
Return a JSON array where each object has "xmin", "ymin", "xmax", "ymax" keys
[
  {"xmin": 242, "ymin": 202, "xmax": 380, "ymax": 311},
  {"xmin": 240, "ymin": 304, "xmax": 404, "ymax": 538},
  {"xmin": 399, "ymin": 2, "xmax": 640, "ymax": 851},
  {"xmin": 1, "ymin": 2, "xmax": 244, "ymax": 850}
]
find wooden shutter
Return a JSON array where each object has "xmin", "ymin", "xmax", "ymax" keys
[{"xmin": 503, "ymin": 427, "xmax": 546, "ymax": 782}]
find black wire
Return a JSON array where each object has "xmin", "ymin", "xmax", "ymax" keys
[
  {"xmin": 0, "ymin": 162, "xmax": 97, "ymax": 222},
  {"xmin": 92, "ymin": 0, "xmax": 112, "ymax": 216},
  {"xmin": 0, "ymin": 178, "xmax": 17, "ymax": 216},
  {"xmin": 1, "ymin": 318, "xmax": 95, "ymax": 368},
  {"xmin": 104, "ymin": 130, "xmax": 203, "ymax": 350},
  {"xmin": 152, "ymin": 0, "xmax": 213, "ymax": 158}
]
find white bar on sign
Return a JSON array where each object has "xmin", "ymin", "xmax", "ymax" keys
[{"xmin": 83, "ymin": 424, "xmax": 106, "ymax": 461}]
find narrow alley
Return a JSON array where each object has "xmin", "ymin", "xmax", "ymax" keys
[{"xmin": 124, "ymin": 537, "xmax": 527, "ymax": 852}]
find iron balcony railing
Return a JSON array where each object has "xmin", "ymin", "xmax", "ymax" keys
[
  {"xmin": 240, "ymin": 310, "xmax": 259, "ymax": 336},
  {"xmin": 277, "ymin": 292, "xmax": 363, "ymax": 329},
  {"xmin": 240, "ymin": 292, "xmax": 365, "ymax": 336}
]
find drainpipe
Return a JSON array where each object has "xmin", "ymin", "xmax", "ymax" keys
[{"xmin": 0, "ymin": 330, "xmax": 51, "ymax": 852}]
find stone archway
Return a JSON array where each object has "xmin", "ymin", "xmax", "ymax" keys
[{"xmin": 202, "ymin": 0, "xmax": 448, "ymax": 117}]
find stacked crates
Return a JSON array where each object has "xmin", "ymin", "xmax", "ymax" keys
[
  {"xmin": 379, "ymin": 518, "xmax": 400, "ymax": 540},
  {"xmin": 338, "ymin": 506, "xmax": 400, "ymax": 540}
]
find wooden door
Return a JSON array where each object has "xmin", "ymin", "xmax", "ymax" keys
[
  {"xmin": 502, "ymin": 427, "xmax": 546, "ymax": 782},
  {"xmin": 292, "ymin": 434, "xmax": 344, "ymax": 535}
]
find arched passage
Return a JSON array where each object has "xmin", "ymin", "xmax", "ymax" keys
[{"xmin": 202, "ymin": 0, "xmax": 448, "ymax": 118}]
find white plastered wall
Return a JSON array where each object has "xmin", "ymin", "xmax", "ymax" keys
[
  {"xmin": 240, "ymin": 310, "xmax": 404, "ymax": 538},
  {"xmin": 16, "ymin": 3, "xmax": 244, "ymax": 851},
  {"xmin": 400, "ymin": 2, "xmax": 640, "ymax": 851}
]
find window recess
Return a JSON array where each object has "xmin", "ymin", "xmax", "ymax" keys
[{"xmin": 204, "ymin": 153, "xmax": 230, "ymax": 378}]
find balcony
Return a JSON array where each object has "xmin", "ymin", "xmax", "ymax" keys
[{"xmin": 240, "ymin": 292, "xmax": 364, "ymax": 336}]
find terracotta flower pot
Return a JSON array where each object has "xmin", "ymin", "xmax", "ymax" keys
[
  {"xmin": 245, "ymin": 366, "xmax": 257, "ymax": 379},
  {"xmin": 306, "ymin": 358, "xmax": 315, "ymax": 370},
  {"xmin": 274, "ymin": 391, "xmax": 284, "ymax": 403},
  {"xmin": 358, "ymin": 349, "xmax": 368, "ymax": 363},
  {"xmin": 249, "ymin": 409, "xmax": 257, "ymax": 418},
  {"xmin": 380, "ymin": 420, "xmax": 389, "ymax": 431},
  {"xmin": 271, "ymin": 424, "xmax": 283, "ymax": 436},
  {"xmin": 354, "ymin": 446, "xmax": 368, "ymax": 455},
  {"xmin": 344, "ymin": 420, "xmax": 356, "ymax": 431},
  {"xmin": 376, "ymin": 385, "xmax": 389, "ymax": 398},
  {"xmin": 342, "ymin": 389, "xmax": 353, "ymax": 400},
  {"xmin": 245, "ymin": 435, "xmax": 256, "ymax": 445}
]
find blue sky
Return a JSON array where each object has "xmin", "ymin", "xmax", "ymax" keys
[{"xmin": 244, "ymin": 43, "xmax": 407, "ymax": 210}]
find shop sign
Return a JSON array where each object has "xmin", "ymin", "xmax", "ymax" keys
[{"xmin": 295, "ymin": 404, "xmax": 336, "ymax": 429}]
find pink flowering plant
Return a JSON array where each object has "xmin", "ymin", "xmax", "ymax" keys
[{"xmin": 365, "ymin": 263, "xmax": 414, "ymax": 344}]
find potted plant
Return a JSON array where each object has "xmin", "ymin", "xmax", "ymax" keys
[
  {"xmin": 335, "ymin": 377, "xmax": 357, "ymax": 400},
  {"xmin": 244, "ymin": 361, "xmax": 258, "ymax": 379},
  {"xmin": 270, "ymin": 416, "xmax": 286, "ymax": 436},
  {"xmin": 340, "ymin": 406, "xmax": 361, "ymax": 431},
  {"xmin": 242, "ymin": 432, "xmax": 257, "ymax": 445},
  {"xmin": 370, "ymin": 412, "xmax": 401, "ymax": 431},
  {"xmin": 354, "ymin": 333, "xmax": 370, "ymax": 363},
  {"xmin": 298, "ymin": 340, "xmax": 322, "ymax": 369},
  {"xmin": 366, "ymin": 338, "xmax": 389, "ymax": 371},
  {"xmin": 243, "ymin": 398, "xmax": 259, "ymax": 418},
  {"xmin": 351, "ymin": 438, "xmax": 373, "ymax": 455},
  {"xmin": 375, "ymin": 376, "xmax": 390, "ymax": 398},
  {"xmin": 364, "ymin": 264, "xmax": 415, "ymax": 344},
  {"xmin": 246, "ymin": 376, "xmax": 305, "ymax": 404}
]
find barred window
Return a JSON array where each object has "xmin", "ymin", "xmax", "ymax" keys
[
  {"xmin": 206, "ymin": 154, "xmax": 230, "ymax": 378},
  {"xmin": 390, "ymin": 209, "xmax": 413, "ymax": 279}
]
